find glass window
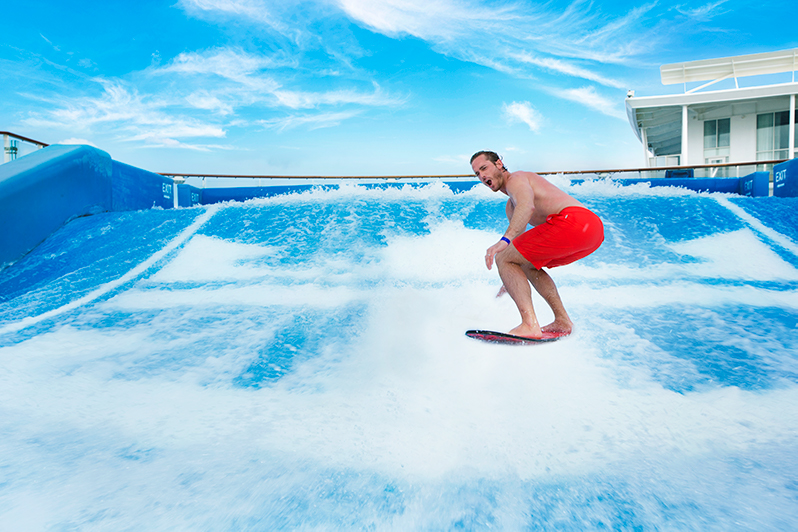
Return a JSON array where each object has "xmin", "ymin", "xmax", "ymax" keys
[
  {"xmin": 775, "ymin": 111, "xmax": 790, "ymax": 159},
  {"xmin": 704, "ymin": 118, "xmax": 730, "ymax": 149},
  {"xmin": 757, "ymin": 113, "xmax": 775, "ymax": 160},
  {"xmin": 704, "ymin": 120, "xmax": 717, "ymax": 149},
  {"xmin": 703, "ymin": 118, "xmax": 730, "ymax": 171},
  {"xmin": 717, "ymin": 118, "xmax": 730, "ymax": 147},
  {"xmin": 757, "ymin": 111, "xmax": 796, "ymax": 170}
]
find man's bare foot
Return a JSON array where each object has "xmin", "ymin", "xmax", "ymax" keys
[
  {"xmin": 508, "ymin": 323, "xmax": 543, "ymax": 339},
  {"xmin": 541, "ymin": 319, "xmax": 573, "ymax": 335}
]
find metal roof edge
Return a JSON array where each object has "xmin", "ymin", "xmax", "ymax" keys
[{"xmin": 625, "ymin": 81, "xmax": 798, "ymax": 109}]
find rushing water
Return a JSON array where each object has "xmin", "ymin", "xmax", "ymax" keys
[{"xmin": 1, "ymin": 180, "xmax": 797, "ymax": 530}]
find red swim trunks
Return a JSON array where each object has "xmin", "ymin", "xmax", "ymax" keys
[{"xmin": 512, "ymin": 206, "xmax": 604, "ymax": 269}]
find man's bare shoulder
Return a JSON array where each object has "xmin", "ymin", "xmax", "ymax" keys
[
  {"xmin": 506, "ymin": 170, "xmax": 545, "ymax": 190},
  {"xmin": 502, "ymin": 171, "xmax": 535, "ymax": 196}
]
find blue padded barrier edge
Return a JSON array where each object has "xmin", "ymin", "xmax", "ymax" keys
[
  {"xmin": 0, "ymin": 145, "xmax": 113, "ymax": 266},
  {"xmin": 774, "ymin": 158, "xmax": 798, "ymax": 197},
  {"xmin": 0, "ymin": 145, "xmax": 178, "ymax": 266},
  {"xmin": 111, "ymin": 160, "xmax": 175, "ymax": 211}
]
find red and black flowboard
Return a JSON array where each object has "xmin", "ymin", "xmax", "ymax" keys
[{"xmin": 465, "ymin": 329, "xmax": 569, "ymax": 345}]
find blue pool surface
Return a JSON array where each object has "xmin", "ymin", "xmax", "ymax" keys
[{"xmin": 1, "ymin": 181, "xmax": 797, "ymax": 530}]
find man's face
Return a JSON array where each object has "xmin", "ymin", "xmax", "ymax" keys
[{"xmin": 471, "ymin": 155, "xmax": 504, "ymax": 192}]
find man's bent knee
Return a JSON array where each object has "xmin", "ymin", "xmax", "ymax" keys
[{"xmin": 496, "ymin": 245, "xmax": 529, "ymax": 269}]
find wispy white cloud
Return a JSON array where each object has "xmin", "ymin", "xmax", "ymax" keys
[
  {"xmin": 259, "ymin": 110, "xmax": 363, "ymax": 131},
  {"xmin": 156, "ymin": 48, "xmax": 293, "ymax": 83},
  {"xmin": 185, "ymin": 91, "xmax": 235, "ymax": 115},
  {"xmin": 179, "ymin": 0, "xmax": 649, "ymax": 90},
  {"xmin": 40, "ymin": 33, "xmax": 60, "ymax": 52},
  {"xmin": 502, "ymin": 101, "xmax": 543, "ymax": 132},
  {"xmin": 557, "ymin": 2, "xmax": 659, "ymax": 63},
  {"xmin": 24, "ymin": 78, "xmax": 227, "ymax": 148},
  {"xmin": 511, "ymin": 53, "xmax": 624, "ymax": 89},
  {"xmin": 675, "ymin": 0, "xmax": 730, "ymax": 21},
  {"xmin": 554, "ymin": 86, "xmax": 626, "ymax": 119},
  {"xmin": 173, "ymin": 0, "xmax": 668, "ymax": 118},
  {"xmin": 335, "ymin": 0, "xmax": 504, "ymax": 41},
  {"xmin": 178, "ymin": 0, "xmax": 283, "ymax": 30},
  {"xmin": 22, "ymin": 45, "xmax": 404, "ymax": 148},
  {"xmin": 154, "ymin": 48, "xmax": 404, "ymax": 110},
  {"xmin": 334, "ymin": 0, "xmax": 654, "ymax": 83}
]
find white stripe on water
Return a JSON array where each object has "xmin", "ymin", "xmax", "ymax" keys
[{"xmin": 0, "ymin": 204, "xmax": 220, "ymax": 336}]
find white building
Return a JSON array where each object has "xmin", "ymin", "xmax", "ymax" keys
[{"xmin": 626, "ymin": 49, "xmax": 797, "ymax": 177}]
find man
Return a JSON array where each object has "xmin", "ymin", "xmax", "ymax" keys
[{"xmin": 471, "ymin": 150, "xmax": 604, "ymax": 339}]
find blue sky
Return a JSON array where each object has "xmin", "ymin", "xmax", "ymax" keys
[{"xmin": 1, "ymin": 0, "xmax": 796, "ymax": 176}]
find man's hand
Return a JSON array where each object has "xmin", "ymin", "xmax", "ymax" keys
[{"xmin": 485, "ymin": 239, "xmax": 509, "ymax": 270}]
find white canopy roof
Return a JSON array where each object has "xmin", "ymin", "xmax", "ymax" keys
[{"xmin": 661, "ymin": 48, "xmax": 798, "ymax": 86}]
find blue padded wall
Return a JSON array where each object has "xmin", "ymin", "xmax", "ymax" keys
[
  {"xmin": 774, "ymin": 158, "xmax": 798, "ymax": 197},
  {"xmin": 0, "ymin": 145, "xmax": 177, "ymax": 266},
  {"xmin": 738, "ymin": 171, "xmax": 769, "ymax": 197},
  {"xmin": 0, "ymin": 145, "xmax": 113, "ymax": 266},
  {"xmin": 111, "ymin": 160, "xmax": 175, "ymax": 211},
  {"xmin": 177, "ymin": 183, "xmax": 203, "ymax": 207}
]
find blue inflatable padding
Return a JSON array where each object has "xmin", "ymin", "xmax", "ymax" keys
[
  {"xmin": 0, "ymin": 145, "xmax": 179, "ymax": 267},
  {"xmin": 177, "ymin": 183, "xmax": 203, "ymax": 207},
  {"xmin": 0, "ymin": 145, "xmax": 113, "ymax": 267},
  {"xmin": 111, "ymin": 160, "xmax": 175, "ymax": 211},
  {"xmin": 774, "ymin": 158, "xmax": 798, "ymax": 197},
  {"xmin": 738, "ymin": 171, "xmax": 769, "ymax": 197}
]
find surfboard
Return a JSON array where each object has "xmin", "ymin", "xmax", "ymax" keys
[{"xmin": 465, "ymin": 329, "xmax": 569, "ymax": 345}]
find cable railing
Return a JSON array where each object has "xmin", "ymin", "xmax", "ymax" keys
[{"xmin": 159, "ymin": 159, "xmax": 789, "ymax": 184}]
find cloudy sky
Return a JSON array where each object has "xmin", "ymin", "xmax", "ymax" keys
[{"xmin": 1, "ymin": 0, "xmax": 796, "ymax": 176}]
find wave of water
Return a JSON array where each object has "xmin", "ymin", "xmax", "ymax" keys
[{"xmin": 1, "ymin": 180, "xmax": 798, "ymax": 530}]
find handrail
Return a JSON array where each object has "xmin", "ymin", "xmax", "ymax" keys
[
  {"xmin": 0, "ymin": 131, "xmax": 783, "ymax": 178},
  {"xmin": 158, "ymin": 172, "xmax": 475, "ymax": 179},
  {"xmin": 0, "ymin": 131, "xmax": 49, "ymax": 147},
  {"xmin": 158, "ymin": 159, "xmax": 788, "ymax": 180},
  {"xmin": 538, "ymin": 158, "xmax": 787, "ymax": 176}
]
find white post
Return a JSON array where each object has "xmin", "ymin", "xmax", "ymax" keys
[
  {"xmin": 790, "ymin": 93, "xmax": 796, "ymax": 160},
  {"xmin": 641, "ymin": 127, "xmax": 649, "ymax": 167},
  {"xmin": 3, "ymin": 134, "xmax": 8, "ymax": 163},
  {"xmin": 681, "ymin": 105, "xmax": 689, "ymax": 166},
  {"xmin": 172, "ymin": 176, "xmax": 185, "ymax": 209}
]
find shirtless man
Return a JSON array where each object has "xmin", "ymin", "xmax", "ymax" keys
[{"xmin": 471, "ymin": 150, "xmax": 604, "ymax": 338}]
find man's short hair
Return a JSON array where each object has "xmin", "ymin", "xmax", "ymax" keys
[
  {"xmin": 470, "ymin": 150, "xmax": 501, "ymax": 164},
  {"xmin": 470, "ymin": 151, "xmax": 506, "ymax": 172}
]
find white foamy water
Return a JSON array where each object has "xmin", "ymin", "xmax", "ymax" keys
[{"xmin": 1, "ymin": 183, "xmax": 797, "ymax": 530}]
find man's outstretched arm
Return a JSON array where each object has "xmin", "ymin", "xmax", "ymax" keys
[{"xmin": 485, "ymin": 179, "xmax": 535, "ymax": 270}]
